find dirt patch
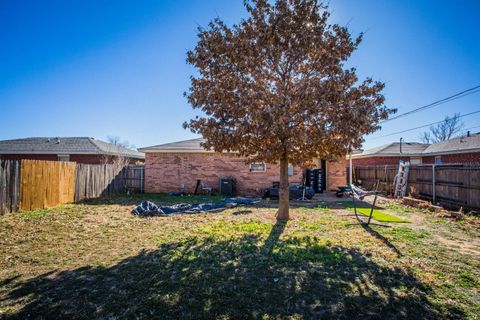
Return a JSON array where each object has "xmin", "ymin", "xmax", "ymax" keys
[{"xmin": 434, "ymin": 235, "xmax": 480, "ymax": 257}]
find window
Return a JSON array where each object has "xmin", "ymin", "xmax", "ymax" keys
[
  {"xmin": 435, "ymin": 156, "xmax": 442, "ymax": 165},
  {"xmin": 410, "ymin": 157, "xmax": 422, "ymax": 165},
  {"xmin": 288, "ymin": 164, "xmax": 294, "ymax": 176},
  {"xmin": 57, "ymin": 154, "xmax": 70, "ymax": 162},
  {"xmin": 249, "ymin": 162, "xmax": 266, "ymax": 172}
]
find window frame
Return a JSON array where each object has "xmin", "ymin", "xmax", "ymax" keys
[
  {"xmin": 249, "ymin": 162, "xmax": 266, "ymax": 172},
  {"xmin": 287, "ymin": 164, "xmax": 294, "ymax": 176}
]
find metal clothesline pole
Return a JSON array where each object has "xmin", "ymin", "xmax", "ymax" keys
[{"xmin": 349, "ymin": 152, "xmax": 353, "ymax": 186}]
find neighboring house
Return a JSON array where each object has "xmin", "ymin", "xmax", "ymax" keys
[
  {"xmin": 352, "ymin": 133, "xmax": 480, "ymax": 166},
  {"xmin": 138, "ymin": 138, "xmax": 347, "ymax": 196},
  {"xmin": 351, "ymin": 142, "xmax": 428, "ymax": 166},
  {"xmin": 421, "ymin": 133, "xmax": 480, "ymax": 165},
  {"xmin": 0, "ymin": 137, "xmax": 145, "ymax": 164}
]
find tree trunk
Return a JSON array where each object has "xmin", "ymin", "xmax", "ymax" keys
[{"xmin": 277, "ymin": 152, "xmax": 290, "ymax": 221}]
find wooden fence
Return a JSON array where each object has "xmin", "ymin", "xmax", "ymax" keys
[
  {"xmin": 352, "ymin": 164, "xmax": 480, "ymax": 210},
  {"xmin": 75, "ymin": 163, "xmax": 126, "ymax": 201},
  {"xmin": 124, "ymin": 165, "xmax": 144, "ymax": 193},
  {"xmin": 0, "ymin": 160, "xmax": 145, "ymax": 213},
  {"xmin": 19, "ymin": 160, "xmax": 76, "ymax": 211},
  {"xmin": 0, "ymin": 160, "xmax": 21, "ymax": 214}
]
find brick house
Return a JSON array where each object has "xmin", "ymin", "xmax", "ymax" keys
[
  {"xmin": 351, "ymin": 142, "xmax": 428, "ymax": 166},
  {"xmin": 139, "ymin": 138, "xmax": 347, "ymax": 196},
  {"xmin": 0, "ymin": 137, "xmax": 144, "ymax": 164},
  {"xmin": 421, "ymin": 133, "xmax": 480, "ymax": 165},
  {"xmin": 352, "ymin": 133, "xmax": 480, "ymax": 166}
]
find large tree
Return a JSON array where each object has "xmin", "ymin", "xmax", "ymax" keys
[{"xmin": 184, "ymin": 0, "xmax": 394, "ymax": 220}]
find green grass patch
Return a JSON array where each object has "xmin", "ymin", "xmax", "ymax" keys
[
  {"xmin": 341, "ymin": 201, "xmax": 409, "ymax": 223},
  {"xmin": 385, "ymin": 226, "xmax": 431, "ymax": 243},
  {"xmin": 354, "ymin": 207, "xmax": 409, "ymax": 223},
  {"xmin": 90, "ymin": 193, "xmax": 225, "ymax": 205}
]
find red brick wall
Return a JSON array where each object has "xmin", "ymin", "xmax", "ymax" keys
[
  {"xmin": 145, "ymin": 152, "xmax": 305, "ymax": 196},
  {"xmin": 0, "ymin": 154, "xmax": 142, "ymax": 164},
  {"xmin": 422, "ymin": 152, "xmax": 480, "ymax": 164},
  {"xmin": 145, "ymin": 152, "xmax": 348, "ymax": 196},
  {"xmin": 352, "ymin": 156, "xmax": 411, "ymax": 166},
  {"xmin": 326, "ymin": 159, "xmax": 347, "ymax": 190}
]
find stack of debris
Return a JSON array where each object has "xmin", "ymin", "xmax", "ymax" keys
[{"xmin": 132, "ymin": 197, "xmax": 260, "ymax": 217}]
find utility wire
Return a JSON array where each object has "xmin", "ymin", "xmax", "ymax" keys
[
  {"xmin": 382, "ymin": 85, "xmax": 480, "ymax": 123},
  {"xmin": 463, "ymin": 124, "xmax": 480, "ymax": 132},
  {"xmin": 371, "ymin": 110, "xmax": 480, "ymax": 140}
]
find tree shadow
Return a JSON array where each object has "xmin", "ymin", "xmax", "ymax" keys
[
  {"xmin": 262, "ymin": 221, "xmax": 286, "ymax": 254},
  {"xmin": 359, "ymin": 223, "xmax": 403, "ymax": 257},
  {"xmin": 1, "ymin": 230, "xmax": 464, "ymax": 319}
]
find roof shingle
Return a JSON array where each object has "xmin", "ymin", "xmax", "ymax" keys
[
  {"xmin": 138, "ymin": 138, "xmax": 210, "ymax": 153},
  {"xmin": 422, "ymin": 133, "xmax": 480, "ymax": 155},
  {"xmin": 0, "ymin": 137, "xmax": 144, "ymax": 159},
  {"xmin": 352, "ymin": 142, "xmax": 429, "ymax": 158}
]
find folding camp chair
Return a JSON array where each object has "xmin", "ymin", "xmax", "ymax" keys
[{"xmin": 351, "ymin": 181, "xmax": 380, "ymax": 225}]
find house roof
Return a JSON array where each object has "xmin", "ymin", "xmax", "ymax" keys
[
  {"xmin": 0, "ymin": 137, "xmax": 144, "ymax": 159},
  {"xmin": 352, "ymin": 133, "xmax": 480, "ymax": 159},
  {"xmin": 422, "ymin": 133, "xmax": 480, "ymax": 155},
  {"xmin": 138, "ymin": 138, "xmax": 211, "ymax": 153},
  {"xmin": 352, "ymin": 142, "xmax": 429, "ymax": 159}
]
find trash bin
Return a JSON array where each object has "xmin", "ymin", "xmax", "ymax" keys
[{"xmin": 219, "ymin": 177, "xmax": 235, "ymax": 196}]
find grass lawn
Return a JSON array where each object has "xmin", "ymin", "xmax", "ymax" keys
[
  {"xmin": 0, "ymin": 194, "xmax": 479, "ymax": 319},
  {"xmin": 340, "ymin": 201, "xmax": 410, "ymax": 223}
]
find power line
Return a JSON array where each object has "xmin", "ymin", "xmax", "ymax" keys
[
  {"xmin": 382, "ymin": 85, "xmax": 480, "ymax": 123},
  {"xmin": 464, "ymin": 124, "xmax": 480, "ymax": 133},
  {"xmin": 371, "ymin": 110, "xmax": 480, "ymax": 140}
]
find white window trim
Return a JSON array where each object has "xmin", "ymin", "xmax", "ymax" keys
[
  {"xmin": 249, "ymin": 162, "xmax": 266, "ymax": 172},
  {"xmin": 434, "ymin": 156, "xmax": 442, "ymax": 165}
]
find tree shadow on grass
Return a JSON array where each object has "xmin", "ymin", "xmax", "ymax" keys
[
  {"xmin": 359, "ymin": 223, "xmax": 403, "ymax": 258},
  {"xmin": 1, "ymin": 226, "xmax": 464, "ymax": 319}
]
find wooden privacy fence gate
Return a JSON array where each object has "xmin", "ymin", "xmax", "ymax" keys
[
  {"xmin": 352, "ymin": 164, "xmax": 480, "ymax": 210},
  {"xmin": 0, "ymin": 159, "xmax": 145, "ymax": 213}
]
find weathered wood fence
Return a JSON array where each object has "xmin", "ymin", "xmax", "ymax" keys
[
  {"xmin": 352, "ymin": 164, "xmax": 480, "ymax": 210},
  {"xmin": 123, "ymin": 165, "xmax": 144, "ymax": 193},
  {"xmin": 0, "ymin": 160, "xmax": 21, "ymax": 214},
  {"xmin": 75, "ymin": 163, "xmax": 126, "ymax": 202},
  {"xmin": 0, "ymin": 159, "xmax": 144, "ymax": 213}
]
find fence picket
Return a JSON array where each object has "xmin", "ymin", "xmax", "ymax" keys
[
  {"xmin": 352, "ymin": 164, "xmax": 480, "ymax": 210},
  {"xmin": 1, "ymin": 160, "xmax": 144, "ymax": 213}
]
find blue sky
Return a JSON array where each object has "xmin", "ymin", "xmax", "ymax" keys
[{"xmin": 1, "ymin": 0, "xmax": 479, "ymax": 150}]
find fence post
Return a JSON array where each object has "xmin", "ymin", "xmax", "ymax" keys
[{"xmin": 432, "ymin": 164, "xmax": 436, "ymax": 205}]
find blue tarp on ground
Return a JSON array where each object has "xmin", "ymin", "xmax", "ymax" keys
[{"xmin": 132, "ymin": 197, "xmax": 261, "ymax": 217}]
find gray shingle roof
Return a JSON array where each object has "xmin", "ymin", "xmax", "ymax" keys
[
  {"xmin": 353, "ymin": 134, "xmax": 480, "ymax": 158},
  {"xmin": 0, "ymin": 137, "xmax": 144, "ymax": 159},
  {"xmin": 138, "ymin": 138, "xmax": 211, "ymax": 153},
  {"xmin": 422, "ymin": 133, "xmax": 480, "ymax": 155},
  {"xmin": 352, "ymin": 142, "xmax": 429, "ymax": 158}
]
